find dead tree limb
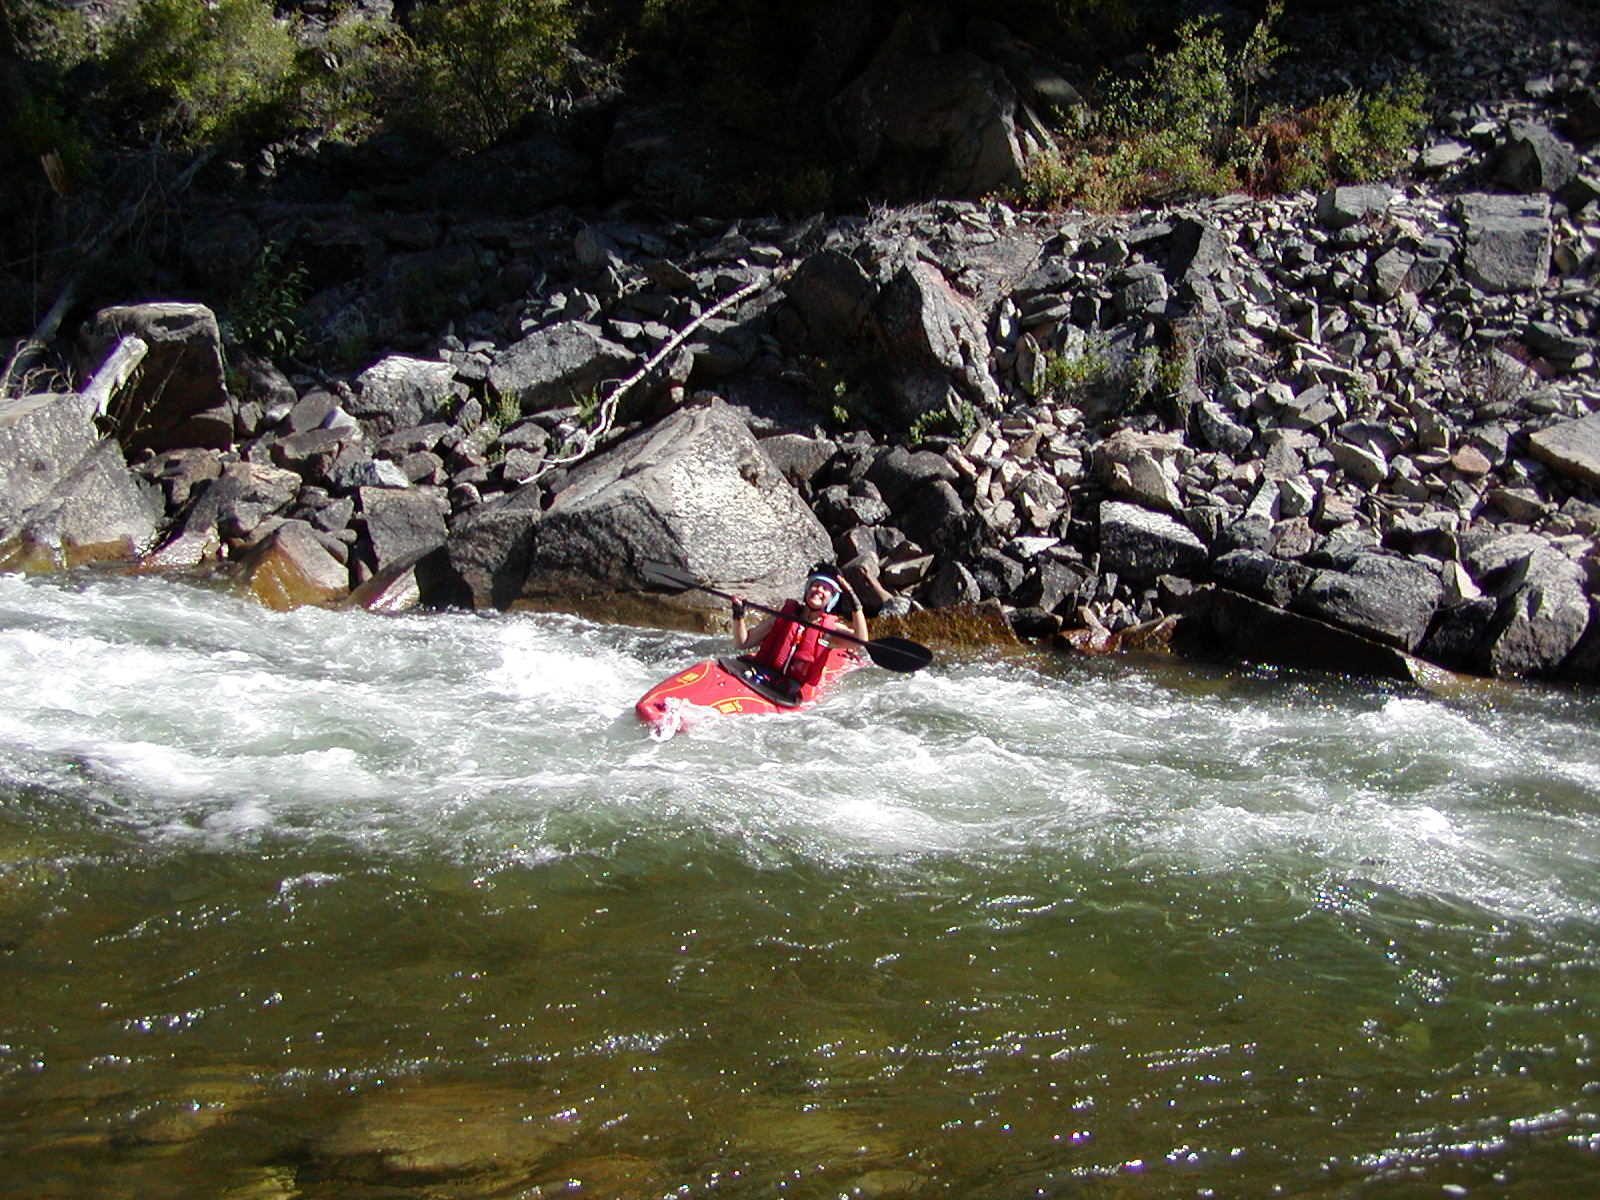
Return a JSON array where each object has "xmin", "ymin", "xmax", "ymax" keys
[
  {"xmin": 1, "ymin": 150, "xmax": 216, "ymax": 398},
  {"xmin": 81, "ymin": 334, "xmax": 148, "ymax": 418},
  {"xmin": 533, "ymin": 263, "xmax": 796, "ymax": 480}
]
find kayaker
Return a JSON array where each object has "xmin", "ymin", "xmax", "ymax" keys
[{"xmin": 731, "ymin": 565, "xmax": 869, "ymax": 699}]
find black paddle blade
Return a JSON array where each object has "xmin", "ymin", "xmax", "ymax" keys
[
  {"xmin": 863, "ymin": 636, "xmax": 933, "ymax": 674},
  {"xmin": 638, "ymin": 559, "xmax": 700, "ymax": 591}
]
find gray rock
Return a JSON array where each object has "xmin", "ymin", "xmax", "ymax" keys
[
  {"xmin": 1196, "ymin": 401, "xmax": 1254, "ymax": 456},
  {"xmin": 1495, "ymin": 122, "xmax": 1579, "ymax": 194},
  {"xmin": 480, "ymin": 399, "xmax": 830, "ymax": 612},
  {"xmin": 1212, "ymin": 549, "xmax": 1315, "ymax": 609},
  {"xmin": 897, "ymin": 479, "xmax": 971, "ymax": 556},
  {"xmin": 358, "ymin": 487, "xmax": 448, "ymax": 572},
  {"xmin": 1191, "ymin": 586, "xmax": 1440, "ymax": 685},
  {"xmin": 877, "ymin": 257, "xmax": 1002, "ymax": 420},
  {"xmin": 815, "ymin": 485, "xmax": 892, "ymax": 528},
  {"xmin": 1168, "ymin": 217, "xmax": 1234, "ymax": 282},
  {"xmin": 866, "ymin": 446, "xmax": 961, "ymax": 507},
  {"xmin": 349, "ymin": 356, "xmax": 463, "ymax": 435},
  {"xmin": 1316, "ymin": 185, "xmax": 1394, "ymax": 230},
  {"xmin": 1098, "ymin": 500, "xmax": 1208, "ymax": 586},
  {"xmin": 213, "ymin": 462, "xmax": 303, "ymax": 541},
  {"xmin": 0, "ymin": 393, "xmax": 101, "ymax": 530},
  {"xmin": 77, "ymin": 303, "xmax": 232, "ymax": 453},
  {"xmin": 923, "ymin": 558, "xmax": 982, "ymax": 607},
  {"xmin": 1560, "ymin": 599, "xmax": 1600, "ymax": 684},
  {"xmin": 784, "ymin": 250, "xmax": 879, "ymax": 347},
  {"xmin": 1454, "ymin": 193, "xmax": 1552, "ymax": 293},
  {"xmin": 333, "ymin": 458, "xmax": 411, "ymax": 491},
  {"xmin": 487, "ymin": 322, "xmax": 634, "ymax": 414},
  {"xmin": 758, "ymin": 433, "xmax": 837, "ymax": 488},
  {"xmin": 285, "ymin": 390, "xmax": 344, "ymax": 434},
  {"xmin": 1482, "ymin": 546, "xmax": 1591, "ymax": 677},
  {"xmin": 1292, "ymin": 550, "xmax": 1443, "ymax": 651},
  {"xmin": 831, "ymin": 25, "xmax": 1029, "ymax": 197},
  {"xmin": 5, "ymin": 437, "xmax": 161, "ymax": 564},
  {"xmin": 1527, "ymin": 411, "xmax": 1600, "ymax": 488}
]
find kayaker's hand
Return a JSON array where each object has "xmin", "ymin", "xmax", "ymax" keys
[{"xmin": 731, "ymin": 596, "xmax": 746, "ymax": 620}]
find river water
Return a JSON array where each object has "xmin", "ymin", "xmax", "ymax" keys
[{"xmin": 1, "ymin": 569, "xmax": 1597, "ymax": 1198}]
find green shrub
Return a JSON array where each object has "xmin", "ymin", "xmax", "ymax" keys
[
  {"xmin": 401, "ymin": 0, "xmax": 577, "ymax": 154},
  {"xmin": 1040, "ymin": 337, "xmax": 1112, "ymax": 402},
  {"xmin": 1018, "ymin": 1, "xmax": 1428, "ymax": 210},
  {"xmin": 226, "ymin": 243, "xmax": 308, "ymax": 359},
  {"xmin": 1245, "ymin": 73, "xmax": 1428, "ymax": 193},
  {"xmin": 1325, "ymin": 73, "xmax": 1430, "ymax": 180},
  {"xmin": 99, "ymin": 0, "xmax": 300, "ymax": 149},
  {"xmin": 907, "ymin": 400, "xmax": 978, "ymax": 444},
  {"xmin": 1, "ymin": 0, "xmax": 93, "ymax": 71},
  {"xmin": 1018, "ymin": 1, "xmax": 1295, "ymax": 209},
  {"xmin": 289, "ymin": 15, "xmax": 409, "ymax": 146},
  {"xmin": 6, "ymin": 90, "xmax": 92, "ymax": 188}
]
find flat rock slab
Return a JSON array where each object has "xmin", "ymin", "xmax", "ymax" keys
[
  {"xmin": 1528, "ymin": 411, "xmax": 1600, "ymax": 488},
  {"xmin": 1454, "ymin": 193, "xmax": 1551, "ymax": 294}
]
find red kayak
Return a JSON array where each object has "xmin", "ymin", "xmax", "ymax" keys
[
  {"xmin": 635, "ymin": 646, "xmax": 862, "ymax": 737},
  {"xmin": 632, "ymin": 560, "xmax": 931, "ymax": 737}
]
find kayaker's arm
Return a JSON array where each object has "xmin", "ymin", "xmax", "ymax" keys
[
  {"xmin": 837, "ymin": 575, "xmax": 869, "ymax": 645},
  {"xmin": 731, "ymin": 595, "xmax": 771, "ymax": 650}
]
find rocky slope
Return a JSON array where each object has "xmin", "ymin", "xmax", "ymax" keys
[{"xmin": 2, "ymin": 2, "xmax": 1598, "ymax": 686}]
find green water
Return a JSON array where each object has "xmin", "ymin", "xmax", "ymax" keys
[{"xmin": 1, "ymin": 573, "xmax": 1598, "ymax": 1197}]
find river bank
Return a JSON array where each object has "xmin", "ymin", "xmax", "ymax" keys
[{"xmin": 2, "ymin": 11, "xmax": 1599, "ymax": 687}]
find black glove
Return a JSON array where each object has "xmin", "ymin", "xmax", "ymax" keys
[{"xmin": 731, "ymin": 598, "xmax": 747, "ymax": 620}]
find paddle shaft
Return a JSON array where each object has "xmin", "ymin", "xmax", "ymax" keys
[
  {"xmin": 638, "ymin": 559, "xmax": 932, "ymax": 672},
  {"xmin": 675, "ymin": 578, "xmax": 870, "ymax": 651}
]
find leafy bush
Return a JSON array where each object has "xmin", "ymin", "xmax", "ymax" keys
[
  {"xmin": 225, "ymin": 243, "xmax": 308, "ymax": 359},
  {"xmin": 1243, "ymin": 73, "xmax": 1428, "ymax": 194},
  {"xmin": 288, "ymin": 15, "xmax": 411, "ymax": 147},
  {"xmin": 1040, "ymin": 337, "xmax": 1112, "ymax": 403},
  {"xmin": 98, "ymin": 0, "xmax": 300, "ymax": 149},
  {"xmin": 400, "ymin": 0, "xmax": 578, "ymax": 154},
  {"xmin": 1, "ymin": 1, "xmax": 93, "ymax": 190},
  {"xmin": 6, "ymin": 90, "xmax": 92, "ymax": 190},
  {"xmin": 1020, "ymin": 0, "xmax": 1427, "ymax": 210},
  {"xmin": 1021, "ymin": 5, "xmax": 1281, "ymax": 210}
]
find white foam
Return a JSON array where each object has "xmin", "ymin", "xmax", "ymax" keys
[{"xmin": 4, "ymin": 574, "xmax": 1600, "ymax": 920}]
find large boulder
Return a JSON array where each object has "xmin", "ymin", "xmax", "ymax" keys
[
  {"xmin": 785, "ymin": 242, "xmax": 1002, "ymax": 428},
  {"xmin": 357, "ymin": 486, "xmax": 448, "ymax": 573},
  {"xmin": 443, "ymin": 400, "xmax": 830, "ymax": 614},
  {"xmin": 1454, "ymin": 194, "xmax": 1552, "ymax": 294},
  {"xmin": 1098, "ymin": 500, "xmax": 1208, "ymax": 585},
  {"xmin": 1495, "ymin": 121, "xmax": 1579, "ymax": 195},
  {"xmin": 1186, "ymin": 586, "xmax": 1446, "ymax": 686},
  {"xmin": 1292, "ymin": 550, "xmax": 1443, "ymax": 651},
  {"xmin": 487, "ymin": 321, "xmax": 635, "ymax": 415},
  {"xmin": 0, "ymin": 392, "xmax": 160, "ymax": 567},
  {"xmin": 77, "ymin": 303, "xmax": 233, "ymax": 452},
  {"xmin": 1480, "ymin": 544, "xmax": 1591, "ymax": 678},
  {"xmin": 876, "ymin": 258, "xmax": 1003, "ymax": 422},
  {"xmin": 348, "ymin": 356, "xmax": 463, "ymax": 435},
  {"xmin": 238, "ymin": 519, "xmax": 351, "ymax": 610}
]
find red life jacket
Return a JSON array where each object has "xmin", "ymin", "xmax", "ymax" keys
[{"xmin": 753, "ymin": 599, "xmax": 837, "ymax": 685}]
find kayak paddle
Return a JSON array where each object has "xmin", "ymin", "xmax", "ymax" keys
[{"xmin": 638, "ymin": 559, "xmax": 933, "ymax": 674}]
